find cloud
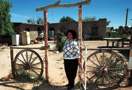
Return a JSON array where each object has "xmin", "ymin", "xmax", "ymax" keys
[{"xmin": 10, "ymin": 13, "xmax": 29, "ymax": 19}]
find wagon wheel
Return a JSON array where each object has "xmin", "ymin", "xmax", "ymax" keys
[
  {"xmin": 14, "ymin": 49, "xmax": 44, "ymax": 79},
  {"xmin": 83, "ymin": 50, "xmax": 128, "ymax": 85}
]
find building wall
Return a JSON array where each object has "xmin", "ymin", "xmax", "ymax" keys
[{"xmin": 10, "ymin": 18, "xmax": 107, "ymax": 45}]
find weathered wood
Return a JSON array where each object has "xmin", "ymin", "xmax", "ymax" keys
[
  {"xmin": 36, "ymin": 0, "xmax": 91, "ymax": 11},
  {"xmin": 78, "ymin": 5, "xmax": 82, "ymax": 41},
  {"xmin": 130, "ymin": 24, "xmax": 132, "ymax": 47},
  {"xmin": 11, "ymin": 47, "xmax": 42, "ymax": 49},
  {"xmin": 10, "ymin": 47, "xmax": 15, "ymax": 76},
  {"xmin": 84, "ymin": 47, "xmax": 130, "ymax": 51},
  {"xmin": 126, "ymin": 23, "xmax": 132, "ymax": 86},
  {"xmin": 78, "ymin": 5, "xmax": 82, "ymax": 83},
  {"xmin": 44, "ymin": 10, "xmax": 49, "ymax": 81}
]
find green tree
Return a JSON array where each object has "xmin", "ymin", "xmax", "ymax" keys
[
  {"xmin": 37, "ymin": 17, "xmax": 44, "ymax": 24},
  {"xmin": 0, "ymin": 0, "xmax": 14, "ymax": 35},
  {"xmin": 27, "ymin": 17, "xmax": 44, "ymax": 24},
  {"xmin": 60, "ymin": 16, "xmax": 75, "ymax": 23},
  {"xmin": 82, "ymin": 16, "xmax": 96, "ymax": 21},
  {"xmin": 118, "ymin": 26, "xmax": 124, "ymax": 34},
  {"xmin": 110, "ymin": 27, "xmax": 114, "ymax": 31},
  {"xmin": 27, "ymin": 17, "xmax": 36, "ymax": 24}
]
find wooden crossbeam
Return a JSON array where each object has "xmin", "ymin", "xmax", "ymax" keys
[{"xmin": 36, "ymin": 0, "xmax": 91, "ymax": 11}]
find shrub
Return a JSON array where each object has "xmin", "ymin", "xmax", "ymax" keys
[{"xmin": 55, "ymin": 32, "xmax": 67, "ymax": 52}]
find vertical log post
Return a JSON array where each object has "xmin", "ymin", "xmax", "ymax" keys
[
  {"xmin": 126, "ymin": 21, "xmax": 132, "ymax": 86},
  {"xmin": 78, "ymin": 5, "xmax": 82, "ymax": 42},
  {"xmin": 78, "ymin": 5, "xmax": 82, "ymax": 83},
  {"xmin": 130, "ymin": 22, "xmax": 132, "ymax": 47},
  {"xmin": 44, "ymin": 10, "xmax": 49, "ymax": 81},
  {"xmin": 10, "ymin": 47, "xmax": 15, "ymax": 76}
]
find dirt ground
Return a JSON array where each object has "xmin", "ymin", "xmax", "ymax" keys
[{"xmin": 0, "ymin": 41, "xmax": 132, "ymax": 90}]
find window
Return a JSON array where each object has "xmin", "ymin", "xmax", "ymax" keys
[
  {"xmin": 26, "ymin": 28, "xmax": 30, "ymax": 32},
  {"xmin": 61, "ymin": 26, "xmax": 66, "ymax": 34},
  {"xmin": 38, "ymin": 27, "xmax": 41, "ymax": 33},
  {"xmin": 92, "ymin": 27, "xmax": 98, "ymax": 35},
  {"xmin": 48, "ymin": 28, "xmax": 54, "ymax": 38}
]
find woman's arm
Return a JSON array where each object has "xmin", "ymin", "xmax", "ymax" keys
[{"xmin": 78, "ymin": 58, "xmax": 82, "ymax": 70}]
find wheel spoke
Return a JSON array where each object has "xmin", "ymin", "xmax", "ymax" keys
[
  {"xmin": 102, "ymin": 74, "xmax": 105, "ymax": 84},
  {"xmin": 87, "ymin": 70, "xmax": 98, "ymax": 73},
  {"xmin": 104, "ymin": 54, "xmax": 113, "ymax": 68},
  {"xmin": 16, "ymin": 67, "xmax": 24, "ymax": 71},
  {"xmin": 89, "ymin": 74, "xmax": 96, "ymax": 81},
  {"xmin": 89, "ymin": 58, "xmax": 100, "ymax": 67},
  {"xmin": 105, "ymin": 74, "xmax": 111, "ymax": 84},
  {"xmin": 102, "ymin": 52, "xmax": 105, "ymax": 66},
  {"xmin": 30, "ymin": 57, "xmax": 38, "ymax": 65},
  {"xmin": 108, "ymin": 58, "xmax": 120, "ymax": 68},
  {"xmin": 108, "ymin": 67, "xmax": 124, "ymax": 71},
  {"xmin": 110, "ymin": 71, "xmax": 123, "ymax": 77},
  {"xmin": 108, "ymin": 71, "xmax": 118, "ymax": 82},
  {"xmin": 87, "ymin": 65, "xmax": 98, "ymax": 69},
  {"xmin": 31, "ymin": 68, "xmax": 39, "ymax": 77},
  {"xmin": 32, "ymin": 62, "xmax": 41, "ymax": 66},
  {"xmin": 21, "ymin": 53, "xmax": 27, "ymax": 63},
  {"xmin": 95, "ymin": 54, "xmax": 101, "ymax": 66},
  {"xmin": 26, "ymin": 51, "xmax": 28, "ymax": 62},
  {"xmin": 16, "ymin": 63, "xmax": 25, "ymax": 66},
  {"xmin": 32, "ymin": 67, "xmax": 42, "ymax": 70},
  {"xmin": 94, "ymin": 75, "xmax": 100, "ymax": 83},
  {"xmin": 29, "ymin": 52, "xmax": 33, "ymax": 63},
  {"xmin": 17, "ymin": 58, "xmax": 25, "ymax": 64}
]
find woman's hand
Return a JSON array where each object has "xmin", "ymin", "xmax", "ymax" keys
[{"xmin": 78, "ymin": 58, "xmax": 82, "ymax": 70}]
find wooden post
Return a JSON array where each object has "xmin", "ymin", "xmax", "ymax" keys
[
  {"xmin": 126, "ymin": 20, "xmax": 132, "ymax": 86},
  {"xmin": 10, "ymin": 46, "xmax": 15, "ymax": 76},
  {"xmin": 78, "ymin": 5, "xmax": 82, "ymax": 41},
  {"xmin": 44, "ymin": 10, "xmax": 49, "ymax": 81},
  {"xmin": 130, "ymin": 22, "xmax": 132, "ymax": 47},
  {"xmin": 78, "ymin": 5, "xmax": 82, "ymax": 83}
]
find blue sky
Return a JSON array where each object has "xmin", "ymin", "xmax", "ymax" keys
[{"xmin": 7, "ymin": 0, "xmax": 132, "ymax": 29}]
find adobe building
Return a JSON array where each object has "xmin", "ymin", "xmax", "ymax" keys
[{"xmin": 0, "ymin": 18, "xmax": 108, "ymax": 45}]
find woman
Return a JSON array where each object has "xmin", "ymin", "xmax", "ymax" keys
[{"xmin": 63, "ymin": 30, "xmax": 81, "ymax": 90}]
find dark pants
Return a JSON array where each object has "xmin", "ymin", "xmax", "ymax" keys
[{"xmin": 64, "ymin": 59, "xmax": 78, "ymax": 87}]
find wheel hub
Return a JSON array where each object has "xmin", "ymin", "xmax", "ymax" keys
[
  {"xmin": 99, "ymin": 66, "xmax": 108, "ymax": 75},
  {"xmin": 24, "ymin": 63, "xmax": 31, "ymax": 70}
]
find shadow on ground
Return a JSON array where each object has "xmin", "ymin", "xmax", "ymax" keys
[
  {"xmin": 1, "ymin": 78, "xmax": 132, "ymax": 90},
  {"xmin": 0, "ymin": 79, "xmax": 25, "ymax": 90}
]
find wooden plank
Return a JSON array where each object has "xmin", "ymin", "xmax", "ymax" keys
[
  {"xmin": 36, "ymin": 0, "xmax": 91, "ymax": 11},
  {"xmin": 12, "ymin": 47, "xmax": 42, "ymax": 49}
]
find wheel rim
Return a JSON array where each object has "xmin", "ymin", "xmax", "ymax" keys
[
  {"xmin": 84, "ymin": 50, "xmax": 128, "ymax": 85},
  {"xmin": 14, "ymin": 49, "xmax": 44, "ymax": 79}
]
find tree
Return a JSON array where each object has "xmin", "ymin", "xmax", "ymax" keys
[
  {"xmin": 60, "ymin": 16, "xmax": 75, "ymax": 23},
  {"xmin": 27, "ymin": 17, "xmax": 44, "ymax": 24},
  {"xmin": 118, "ymin": 26, "xmax": 124, "ymax": 34},
  {"xmin": 27, "ymin": 17, "xmax": 36, "ymax": 24},
  {"xmin": 110, "ymin": 27, "xmax": 114, "ymax": 31},
  {"xmin": 82, "ymin": 16, "xmax": 96, "ymax": 21},
  {"xmin": 37, "ymin": 17, "xmax": 44, "ymax": 24},
  {"xmin": 0, "ymin": 0, "xmax": 14, "ymax": 35}
]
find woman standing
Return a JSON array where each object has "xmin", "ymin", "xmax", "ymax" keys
[{"xmin": 63, "ymin": 30, "xmax": 81, "ymax": 90}]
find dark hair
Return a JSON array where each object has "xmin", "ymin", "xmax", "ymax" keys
[{"xmin": 66, "ymin": 30, "xmax": 77, "ymax": 39}]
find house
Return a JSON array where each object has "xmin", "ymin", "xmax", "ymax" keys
[{"xmin": 0, "ymin": 18, "xmax": 108, "ymax": 45}]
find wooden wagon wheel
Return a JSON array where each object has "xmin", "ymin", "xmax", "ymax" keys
[
  {"xmin": 83, "ymin": 50, "xmax": 128, "ymax": 85},
  {"xmin": 14, "ymin": 49, "xmax": 44, "ymax": 79}
]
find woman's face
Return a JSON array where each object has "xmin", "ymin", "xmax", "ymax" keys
[{"xmin": 67, "ymin": 32, "xmax": 73, "ymax": 41}]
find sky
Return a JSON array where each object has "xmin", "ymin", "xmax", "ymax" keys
[{"xmin": 6, "ymin": 0, "xmax": 132, "ymax": 29}]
